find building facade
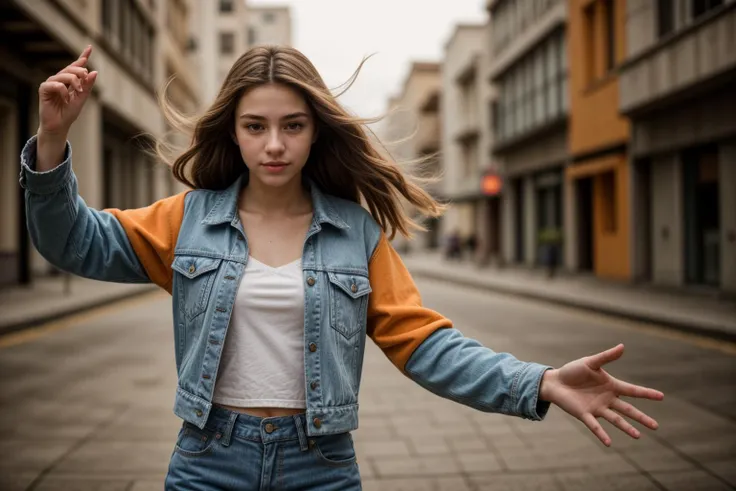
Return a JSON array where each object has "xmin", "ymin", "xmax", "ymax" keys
[
  {"xmin": 246, "ymin": 6, "xmax": 292, "ymax": 48},
  {"xmin": 488, "ymin": 0, "xmax": 570, "ymax": 268},
  {"xmin": 566, "ymin": 0, "xmax": 631, "ymax": 280},
  {"xmin": 441, "ymin": 23, "xmax": 496, "ymax": 264},
  {"xmin": 620, "ymin": 0, "xmax": 736, "ymax": 294},
  {"xmin": 379, "ymin": 63, "xmax": 442, "ymax": 253},
  {"xmin": 0, "ymin": 0, "xmax": 199, "ymax": 288}
]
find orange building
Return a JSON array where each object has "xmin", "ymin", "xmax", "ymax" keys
[{"xmin": 566, "ymin": 0, "xmax": 630, "ymax": 280}]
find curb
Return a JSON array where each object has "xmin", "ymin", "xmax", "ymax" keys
[
  {"xmin": 0, "ymin": 286, "xmax": 160, "ymax": 337},
  {"xmin": 409, "ymin": 268, "xmax": 736, "ymax": 343}
]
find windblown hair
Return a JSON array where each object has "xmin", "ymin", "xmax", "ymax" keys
[{"xmin": 155, "ymin": 45, "xmax": 443, "ymax": 239}]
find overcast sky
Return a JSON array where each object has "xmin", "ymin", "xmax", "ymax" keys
[{"xmin": 249, "ymin": 0, "xmax": 487, "ymax": 118}]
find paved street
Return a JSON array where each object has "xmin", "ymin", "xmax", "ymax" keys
[{"xmin": 0, "ymin": 277, "xmax": 734, "ymax": 491}]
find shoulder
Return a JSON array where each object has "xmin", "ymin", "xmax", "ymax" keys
[{"xmin": 325, "ymin": 194, "xmax": 383, "ymax": 252}]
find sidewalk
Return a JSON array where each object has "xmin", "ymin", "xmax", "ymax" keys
[
  {"xmin": 0, "ymin": 275, "xmax": 158, "ymax": 336},
  {"xmin": 403, "ymin": 252, "xmax": 736, "ymax": 342}
]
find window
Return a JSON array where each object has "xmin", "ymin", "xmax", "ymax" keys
[
  {"xmin": 248, "ymin": 27, "xmax": 257, "ymax": 45},
  {"xmin": 220, "ymin": 31, "xmax": 235, "ymax": 54},
  {"xmin": 219, "ymin": 0, "xmax": 233, "ymax": 13},
  {"xmin": 583, "ymin": 3, "xmax": 596, "ymax": 84},
  {"xmin": 604, "ymin": 0, "xmax": 616, "ymax": 71},
  {"xmin": 692, "ymin": 0, "xmax": 724, "ymax": 19},
  {"xmin": 600, "ymin": 171, "xmax": 617, "ymax": 233},
  {"xmin": 263, "ymin": 12, "xmax": 275, "ymax": 23},
  {"xmin": 657, "ymin": 0, "xmax": 675, "ymax": 37}
]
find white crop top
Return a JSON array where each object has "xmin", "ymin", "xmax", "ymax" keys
[{"xmin": 212, "ymin": 256, "xmax": 306, "ymax": 409}]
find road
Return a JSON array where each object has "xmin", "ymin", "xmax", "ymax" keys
[{"xmin": 0, "ymin": 277, "xmax": 734, "ymax": 490}]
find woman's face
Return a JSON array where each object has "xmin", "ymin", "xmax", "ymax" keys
[{"xmin": 234, "ymin": 83, "xmax": 317, "ymax": 189}]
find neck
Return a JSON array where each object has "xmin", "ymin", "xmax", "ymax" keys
[{"xmin": 239, "ymin": 174, "xmax": 311, "ymax": 216}]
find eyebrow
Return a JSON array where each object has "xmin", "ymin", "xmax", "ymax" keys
[{"xmin": 238, "ymin": 112, "xmax": 310, "ymax": 121}]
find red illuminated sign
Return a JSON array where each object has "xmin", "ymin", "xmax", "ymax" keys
[{"xmin": 481, "ymin": 172, "xmax": 502, "ymax": 196}]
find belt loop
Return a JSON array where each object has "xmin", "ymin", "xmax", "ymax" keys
[
  {"xmin": 294, "ymin": 414, "xmax": 309, "ymax": 452},
  {"xmin": 221, "ymin": 411, "xmax": 238, "ymax": 447}
]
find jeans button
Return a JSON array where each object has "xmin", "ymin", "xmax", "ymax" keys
[
  {"xmin": 309, "ymin": 343, "xmax": 317, "ymax": 352},
  {"xmin": 306, "ymin": 276, "xmax": 316, "ymax": 286},
  {"xmin": 313, "ymin": 417, "xmax": 322, "ymax": 429},
  {"xmin": 264, "ymin": 423, "xmax": 275, "ymax": 434}
]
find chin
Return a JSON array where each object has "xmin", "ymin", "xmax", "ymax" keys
[{"xmin": 254, "ymin": 171, "xmax": 301, "ymax": 188}]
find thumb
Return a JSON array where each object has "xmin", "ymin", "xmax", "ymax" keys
[
  {"xmin": 81, "ymin": 71, "xmax": 97, "ymax": 95},
  {"xmin": 586, "ymin": 344, "xmax": 624, "ymax": 371}
]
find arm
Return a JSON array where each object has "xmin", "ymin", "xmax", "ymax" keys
[
  {"xmin": 366, "ymin": 233, "xmax": 551, "ymax": 421},
  {"xmin": 21, "ymin": 135, "xmax": 188, "ymax": 292}
]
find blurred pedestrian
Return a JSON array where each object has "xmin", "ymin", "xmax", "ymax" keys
[{"xmin": 22, "ymin": 45, "xmax": 664, "ymax": 490}]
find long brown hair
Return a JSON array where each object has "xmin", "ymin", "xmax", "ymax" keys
[{"xmin": 156, "ymin": 45, "xmax": 443, "ymax": 239}]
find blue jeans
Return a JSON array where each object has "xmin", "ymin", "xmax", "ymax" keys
[{"xmin": 165, "ymin": 406, "xmax": 362, "ymax": 490}]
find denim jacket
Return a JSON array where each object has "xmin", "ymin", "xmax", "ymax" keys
[{"xmin": 20, "ymin": 136, "xmax": 551, "ymax": 436}]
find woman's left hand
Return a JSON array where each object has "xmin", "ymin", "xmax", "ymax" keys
[{"xmin": 539, "ymin": 343, "xmax": 664, "ymax": 447}]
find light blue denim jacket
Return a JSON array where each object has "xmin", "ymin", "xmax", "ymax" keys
[{"xmin": 20, "ymin": 136, "xmax": 551, "ymax": 436}]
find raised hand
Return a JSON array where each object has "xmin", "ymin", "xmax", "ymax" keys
[
  {"xmin": 38, "ymin": 45, "xmax": 98, "ymax": 137},
  {"xmin": 539, "ymin": 344, "xmax": 664, "ymax": 446}
]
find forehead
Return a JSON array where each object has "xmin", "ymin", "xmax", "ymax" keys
[{"xmin": 236, "ymin": 83, "xmax": 310, "ymax": 116}]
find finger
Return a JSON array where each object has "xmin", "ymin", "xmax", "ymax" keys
[
  {"xmin": 582, "ymin": 413, "xmax": 611, "ymax": 447},
  {"xmin": 601, "ymin": 408, "xmax": 640, "ymax": 439},
  {"xmin": 586, "ymin": 344, "xmax": 624, "ymax": 370},
  {"xmin": 611, "ymin": 399, "xmax": 659, "ymax": 430},
  {"xmin": 48, "ymin": 73, "xmax": 83, "ymax": 93},
  {"xmin": 60, "ymin": 66, "xmax": 88, "ymax": 78},
  {"xmin": 82, "ymin": 71, "xmax": 98, "ymax": 89},
  {"xmin": 40, "ymin": 81, "xmax": 70, "ymax": 104},
  {"xmin": 614, "ymin": 379, "xmax": 664, "ymax": 401},
  {"xmin": 71, "ymin": 45, "xmax": 92, "ymax": 67}
]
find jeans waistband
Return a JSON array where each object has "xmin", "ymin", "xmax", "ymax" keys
[{"xmin": 205, "ymin": 406, "xmax": 310, "ymax": 450}]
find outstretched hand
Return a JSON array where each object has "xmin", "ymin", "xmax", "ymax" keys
[{"xmin": 539, "ymin": 344, "xmax": 664, "ymax": 446}]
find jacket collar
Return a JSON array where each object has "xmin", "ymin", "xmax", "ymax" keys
[{"xmin": 201, "ymin": 174, "xmax": 350, "ymax": 230}]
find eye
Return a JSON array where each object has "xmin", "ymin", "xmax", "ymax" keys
[
  {"xmin": 245, "ymin": 123, "xmax": 264, "ymax": 133},
  {"xmin": 285, "ymin": 122, "xmax": 304, "ymax": 132}
]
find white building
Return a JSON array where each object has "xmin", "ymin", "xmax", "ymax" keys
[{"xmin": 247, "ymin": 6, "xmax": 292, "ymax": 48}]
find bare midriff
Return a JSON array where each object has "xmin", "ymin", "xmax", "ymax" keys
[{"xmin": 216, "ymin": 404, "xmax": 305, "ymax": 418}]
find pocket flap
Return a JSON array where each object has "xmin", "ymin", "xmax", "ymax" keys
[
  {"xmin": 328, "ymin": 272, "xmax": 372, "ymax": 299},
  {"xmin": 172, "ymin": 255, "xmax": 222, "ymax": 279}
]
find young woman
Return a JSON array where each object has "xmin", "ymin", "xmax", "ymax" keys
[{"xmin": 23, "ymin": 45, "xmax": 664, "ymax": 490}]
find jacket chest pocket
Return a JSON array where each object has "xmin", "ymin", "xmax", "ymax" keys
[
  {"xmin": 327, "ymin": 272, "xmax": 371, "ymax": 339},
  {"xmin": 172, "ymin": 255, "xmax": 222, "ymax": 320}
]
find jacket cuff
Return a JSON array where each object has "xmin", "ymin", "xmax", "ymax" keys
[
  {"xmin": 515, "ymin": 363, "xmax": 553, "ymax": 421},
  {"xmin": 19, "ymin": 135, "xmax": 73, "ymax": 195}
]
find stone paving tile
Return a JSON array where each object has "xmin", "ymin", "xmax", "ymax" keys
[
  {"xmin": 129, "ymin": 481, "xmax": 164, "ymax": 491},
  {"xmin": 554, "ymin": 471, "xmax": 658, "ymax": 491},
  {"xmin": 446, "ymin": 434, "xmax": 491, "ymax": 452},
  {"xmin": 49, "ymin": 441, "xmax": 173, "ymax": 477},
  {"xmin": 455, "ymin": 450, "xmax": 503, "ymax": 473},
  {"xmin": 405, "ymin": 435, "xmax": 453, "ymax": 456},
  {"xmin": 619, "ymin": 445, "xmax": 699, "ymax": 473},
  {"xmin": 370, "ymin": 455, "xmax": 461, "ymax": 478},
  {"xmin": 362, "ymin": 476, "xmax": 471, "ymax": 491},
  {"xmin": 649, "ymin": 469, "xmax": 735, "ymax": 491},
  {"xmin": 499, "ymin": 442, "xmax": 638, "ymax": 473},
  {"xmin": 0, "ymin": 474, "xmax": 38, "ymax": 491},
  {"xmin": 32, "ymin": 477, "xmax": 132, "ymax": 491},
  {"xmin": 701, "ymin": 459, "xmax": 736, "ymax": 488},
  {"xmin": 0, "ymin": 439, "xmax": 76, "ymax": 472},
  {"xmin": 354, "ymin": 439, "xmax": 412, "ymax": 458},
  {"xmin": 468, "ymin": 472, "xmax": 562, "ymax": 491}
]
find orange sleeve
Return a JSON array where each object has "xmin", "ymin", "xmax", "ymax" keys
[
  {"xmin": 367, "ymin": 233, "xmax": 453, "ymax": 372},
  {"xmin": 105, "ymin": 191, "xmax": 189, "ymax": 294}
]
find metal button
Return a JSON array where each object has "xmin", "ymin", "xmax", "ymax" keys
[
  {"xmin": 188, "ymin": 265, "xmax": 196, "ymax": 274},
  {"xmin": 306, "ymin": 276, "xmax": 315, "ymax": 286},
  {"xmin": 310, "ymin": 381, "xmax": 318, "ymax": 390},
  {"xmin": 264, "ymin": 423, "xmax": 275, "ymax": 434},
  {"xmin": 351, "ymin": 283, "xmax": 357, "ymax": 293},
  {"xmin": 195, "ymin": 409, "xmax": 203, "ymax": 417},
  {"xmin": 237, "ymin": 235, "xmax": 244, "ymax": 241},
  {"xmin": 313, "ymin": 417, "xmax": 322, "ymax": 429},
  {"xmin": 309, "ymin": 343, "xmax": 317, "ymax": 352}
]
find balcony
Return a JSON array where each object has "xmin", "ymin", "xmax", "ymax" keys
[
  {"xmin": 619, "ymin": 3, "xmax": 736, "ymax": 116},
  {"xmin": 416, "ymin": 113, "xmax": 440, "ymax": 155}
]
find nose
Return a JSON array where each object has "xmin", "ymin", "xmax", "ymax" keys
[{"xmin": 265, "ymin": 128, "xmax": 286, "ymax": 155}]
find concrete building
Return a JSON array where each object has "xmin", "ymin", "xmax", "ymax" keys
[
  {"xmin": 246, "ymin": 5, "xmax": 292, "ymax": 48},
  {"xmin": 379, "ymin": 63, "xmax": 442, "ymax": 253},
  {"xmin": 488, "ymin": 0, "xmax": 570, "ymax": 269},
  {"xmin": 192, "ymin": 2, "xmax": 293, "ymax": 107},
  {"xmin": 565, "ymin": 0, "xmax": 631, "ymax": 280},
  {"xmin": 0, "ymin": 0, "xmax": 199, "ymax": 288},
  {"xmin": 441, "ymin": 23, "xmax": 496, "ymax": 264},
  {"xmin": 620, "ymin": 0, "xmax": 736, "ymax": 294}
]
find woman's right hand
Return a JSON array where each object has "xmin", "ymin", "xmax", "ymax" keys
[{"xmin": 38, "ymin": 45, "xmax": 98, "ymax": 138}]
